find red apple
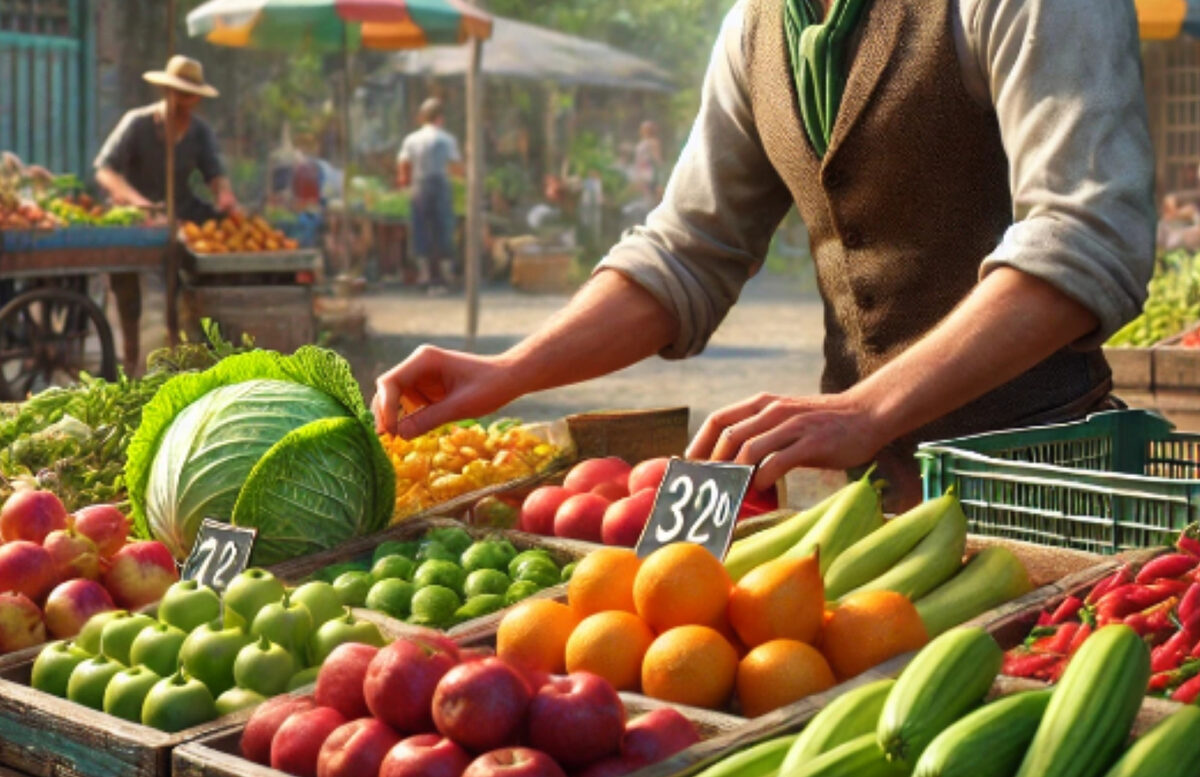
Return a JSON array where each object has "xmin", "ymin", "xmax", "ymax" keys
[
  {"xmin": 575, "ymin": 756, "xmax": 647, "ymax": 777},
  {"xmin": 380, "ymin": 734, "xmax": 473, "ymax": 777},
  {"xmin": 242, "ymin": 694, "xmax": 317, "ymax": 765},
  {"xmin": 520, "ymin": 487, "xmax": 575, "ymax": 536},
  {"xmin": 563, "ymin": 458, "xmax": 632, "ymax": 494},
  {"xmin": 0, "ymin": 490, "xmax": 68, "ymax": 544},
  {"xmin": 590, "ymin": 481, "xmax": 630, "ymax": 502},
  {"xmin": 0, "ymin": 592, "xmax": 45, "ymax": 652},
  {"xmin": 0, "ymin": 541, "xmax": 58, "ymax": 603},
  {"xmin": 601, "ymin": 489, "xmax": 656, "ymax": 547},
  {"xmin": 317, "ymin": 718, "xmax": 400, "ymax": 777},
  {"xmin": 404, "ymin": 626, "xmax": 462, "ymax": 662},
  {"xmin": 526, "ymin": 672, "xmax": 624, "ymax": 769},
  {"xmin": 271, "ymin": 706, "xmax": 348, "ymax": 777},
  {"xmin": 433, "ymin": 657, "xmax": 532, "ymax": 753},
  {"xmin": 315, "ymin": 642, "xmax": 378, "ymax": 720},
  {"xmin": 627, "ymin": 458, "xmax": 670, "ymax": 495},
  {"xmin": 365, "ymin": 635, "xmax": 459, "ymax": 734},
  {"xmin": 72, "ymin": 504, "xmax": 130, "ymax": 558},
  {"xmin": 43, "ymin": 529, "xmax": 102, "ymax": 582},
  {"xmin": 620, "ymin": 708, "xmax": 700, "ymax": 764},
  {"xmin": 460, "ymin": 645, "xmax": 496, "ymax": 663},
  {"xmin": 553, "ymin": 494, "xmax": 610, "ymax": 543},
  {"xmin": 42, "ymin": 579, "xmax": 115, "ymax": 639},
  {"xmin": 102, "ymin": 541, "xmax": 178, "ymax": 609},
  {"xmin": 462, "ymin": 747, "xmax": 566, "ymax": 777}
]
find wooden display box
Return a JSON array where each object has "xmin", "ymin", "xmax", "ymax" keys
[
  {"xmin": 171, "ymin": 691, "xmax": 746, "ymax": 777},
  {"xmin": 180, "ymin": 285, "xmax": 315, "ymax": 354},
  {"xmin": 510, "ymin": 246, "xmax": 575, "ymax": 294}
]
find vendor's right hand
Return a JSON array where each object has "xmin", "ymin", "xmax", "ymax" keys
[{"xmin": 372, "ymin": 346, "xmax": 518, "ymax": 439}]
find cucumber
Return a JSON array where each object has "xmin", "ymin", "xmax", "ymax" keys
[
  {"xmin": 843, "ymin": 496, "xmax": 966, "ymax": 602},
  {"xmin": 915, "ymin": 546, "xmax": 1033, "ymax": 637},
  {"xmin": 784, "ymin": 470, "xmax": 882, "ymax": 575},
  {"xmin": 913, "ymin": 689, "xmax": 1052, "ymax": 777},
  {"xmin": 787, "ymin": 733, "xmax": 910, "ymax": 777},
  {"xmin": 1101, "ymin": 706, "xmax": 1200, "ymax": 777},
  {"xmin": 694, "ymin": 733, "xmax": 795, "ymax": 777},
  {"xmin": 780, "ymin": 678, "xmax": 895, "ymax": 773},
  {"xmin": 876, "ymin": 626, "xmax": 1002, "ymax": 768},
  {"xmin": 1015, "ymin": 625, "xmax": 1150, "ymax": 777}
]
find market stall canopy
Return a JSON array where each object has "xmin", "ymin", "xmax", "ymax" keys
[
  {"xmin": 1138, "ymin": 0, "xmax": 1200, "ymax": 38},
  {"xmin": 382, "ymin": 15, "xmax": 675, "ymax": 92},
  {"xmin": 185, "ymin": 0, "xmax": 492, "ymax": 50}
]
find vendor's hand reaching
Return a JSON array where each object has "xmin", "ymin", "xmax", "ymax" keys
[
  {"xmin": 686, "ymin": 392, "xmax": 887, "ymax": 491},
  {"xmin": 372, "ymin": 346, "xmax": 520, "ymax": 439}
]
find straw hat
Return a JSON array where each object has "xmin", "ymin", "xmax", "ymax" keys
[{"xmin": 143, "ymin": 55, "xmax": 219, "ymax": 99}]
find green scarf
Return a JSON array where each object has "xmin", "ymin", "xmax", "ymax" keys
[{"xmin": 784, "ymin": 0, "xmax": 874, "ymax": 157}]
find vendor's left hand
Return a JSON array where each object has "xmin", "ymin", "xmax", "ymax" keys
[
  {"xmin": 686, "ymin": 392, "xmax": 888, "ymax": 491},
  {"xmin": 216, "ymin": 189, "xmax": 240, "ymax": 216}
]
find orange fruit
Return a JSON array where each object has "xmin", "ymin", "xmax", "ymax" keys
[
  {"xmin": 736, "ymin": 639, "xmax": 835, "ymax": 717},
  {"xmin": 633, "ymin": 543, "xmax": 731, "ymax": 632},
  {"xmin": 497, "ymin": 599, "xmax": 578, "ymax": 674},
  {"xmin": 641, "ymin": 625, "xmax": 738, "ymax": 710},
  {"xmin": 565, "ymin": 611, "xmax": 655, "ymax": 691},
  {"xmin": 568, "ymin": 548, "xmax": 642, "ymax": 618},
  {"xmin": 821, "ymin": 590, "xmax": 928, "ymax": 680},
  {"xmin": 728, "ymin": 555, "xmax": 824, "ymax": 648}
]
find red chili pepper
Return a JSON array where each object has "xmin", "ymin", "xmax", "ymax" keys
[
  {"xmin": 1002, "ymin": 650, "xmax": 1062, "ymax": 679},
  {"xmin": 1189, "ymin": 631, "xmax": 1200, "ymax": 659},
  {"xmin": 1124, "ymin": 596, "xmax": 1182, "ymax": 640},
  {"xmin": 1136, "ymin": 553, "xmax": 1199, "ymax": 584},
  {"xmin": 1179, "ymin": 583, "xmax": 1200, "ymax": 626},
  {"xmin": 1097, "ymin": 580, "xmax": 1189, "ymax": 624},
  {"xmin": 1150, "ymin": 670, "xmax": 1176, "ymax": 692},
  {"xmin": 1178, "ymin": 524, "xmax": 1200, "ymax": 557},
  {"xmin": 1048, "ymin": 595, "xmax": 1083, "ymax": 625},
  {"xmin": 1172, "ymin": 673, "xmax": 1200, "ymax": 704},
  {"xmin": 1045, "ymin": 622, "xmax": 1080, "ymax": 654},
  {"xmin": 1067, "ymin": 622, "xmax": 1093, "ymax": 656},
  {"xmin": 1086, "ymin": 564, "xmax": 1135, "ymax": 606},
  {"xmin": 1153, "ymin": 628, "xmax": 1195, "ymax": 673}
]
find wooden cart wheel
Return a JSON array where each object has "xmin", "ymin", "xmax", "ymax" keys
[{"xmin": 0, "ymin": 286, "xmax": 118, "ymax": 401}]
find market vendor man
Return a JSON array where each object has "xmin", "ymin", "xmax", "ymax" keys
[
  {"xmin": 372, "ymin": 0, "xmax": 1156, "ymax": 510},
  {"xmin": 94, "ymin": 55, "xmax": 239, "ymax": 373}
]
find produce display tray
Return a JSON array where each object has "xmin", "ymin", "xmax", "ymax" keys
[
  {"xmin": 0, "ymin": 244, "xmax": 165, "ymax": 279},
  {"xmin": 170, "ymin": 691, "xmax": 746, "ymax": 777},
  {"xmin": 918, "ymin": 409, "xmax": 1200, "ymax": 554},
  {"xmin": 183, "ymin": 249, "xmax": 320, "ymax": 275},
  {"xmin": 0, "ymin": 226, "xmax": 168, "ymax": 252}
]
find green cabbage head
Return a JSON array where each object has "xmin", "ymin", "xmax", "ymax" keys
[{"xmin": 126, "ymin": 347, "xmax": 394, "ymax": 565}]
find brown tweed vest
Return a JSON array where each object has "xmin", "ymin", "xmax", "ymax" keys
[{"xmin": 744, "ymin": 0, "xmax": 1112, "ymax": 452}]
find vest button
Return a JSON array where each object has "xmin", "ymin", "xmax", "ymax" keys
[
  {"xmin": 859, "ymin": 292, "xmax": 877, "ymax": 309},
  {"xmin": 844, "ymin": 230, "xmax": 864, "ymax": 249}
]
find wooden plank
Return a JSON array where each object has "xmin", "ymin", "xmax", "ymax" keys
[
  {"xmin": 0, "ymin": 246, "xmax": 166, "ymax": 277},
  {"xmin": 565, "ymin": 408, "xmax": 690, "ymax": 464}
]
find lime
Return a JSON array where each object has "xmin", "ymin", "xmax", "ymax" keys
[
  {"xmin": 372, "ymin": 540, "xmax": 419, "ymax": 564},
  {"xmin": 561, "ymin": 562, "xmax": 578, "ymax": 583},
  {"xmin": 464, "ymin": 569, "xmax": 511, "ymax": 598},
  {"xmin": 365, "ymin": 579, "xmax": 417, "ymax": 619},
  {"xmin": 372, "ymin": 554, "xmax": 416, "ymax": 582},
  {"xmin": 424, "ymin": 527, "xmax": 474, "ymax": 555},
  {"xmin": 332, "ymin": 571, "xmax": 373, "ymax": 607},
  {"xmin": 416, "ymin": 541, "xmax": 458, "ymax": 563},
  {"xmin": 514, "ymin": 557, "xmax": 562, "ymax": 589},
  {"xmin": 461, "ymin": 541, "xmax": 518, "ymax": 573},
  {"xmin": 456, "ymin": 594, "xmax": 506, "ymax": 621},
  {"xmin": 413, "ymin": 559, "xmax": 467, "ymax": 596},
  {"xmin": 409, "ymin": 586, "xmax": 463, "ymax": 629},
  {"xmin": 313, "ymin": 561, "xmax": 370, "ymax": 584},
  {"xmin": 505, "ymin": 580, "xmax": 541, "ymax": 606},
  {"xmin": 508, "ymin": 549, "xmax": 555, "ymax": 579}
]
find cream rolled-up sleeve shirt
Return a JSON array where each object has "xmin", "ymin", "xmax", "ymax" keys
[{"xmin": 596, "ymin": 0, "xmax": 1156, "ymax": 357}]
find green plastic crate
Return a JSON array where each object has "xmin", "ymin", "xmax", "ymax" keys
[{"xmin": 917, "ymin": 410, "xmax": 1200, "ymax": 554}]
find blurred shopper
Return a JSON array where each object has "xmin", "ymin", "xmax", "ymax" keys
[{"xmin": 397, "ymin": 98, "xmax": 463, "ymax": 292}]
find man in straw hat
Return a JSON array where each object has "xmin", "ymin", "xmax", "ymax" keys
[{"xmin": 94, "ymin": 55, "xmax": 238, "ymax": 373}]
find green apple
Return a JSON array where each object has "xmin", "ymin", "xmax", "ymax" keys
[
  {"xmin": 157, "ymin": 580, "xmax": 221, "ymax": 633},
  {"xmin": 464, "ymin": 569, "xmax": 511, "ymax": 598},
  {"xmin": 76, "ymin": 609, "xmax": 127, "ymax": 655},
  {"xmin": 365, "ymin": 579, "xmax": 416, "ymax": 619},
  {"xmin": 141, "ymin": 669, "xmax": 217, "ymax": 733},
  {"xmin": 129, "ymin": 622, "xmax": 188, "ymax": 678},
  {"xmin": 102, "ymin": 665, "xmax": 161, "ymax": 722},
  {"xmin": 424, "ymin": 527, "xmax": 473, "ymax": 555},
  {"xmin": 332, "ymin": 571, "xmax": 373, "ymax": 607},
  {"xmin": 215, "ymin": 686, "xmax": 266, "ymax": 716},
  {"xmin": 309, "ymin": 611, "xmax": 387, "ymax": 665},
  {"xmin": 408, "ymin": 585, "xmax": 462, "ymax": 629},
  {"xmin": 415, "ymin": 541, "xmax": 456, "ymax": 563},
  {"xmin": 413, "ymin": 560, "xmax": 467, "ymax": 596},
  {"xmin": 455, "ymin": 594, "xmax": 506, "ymax": 621},
  {"xmin": 514, "ymin": 557, "xmax": 562, "ymax": 589},
  {"xmin": 250, "ymin": 592, "xmax": 313, "ymax": 658},
  {"xmin": 561, "ymin": 562, "xmax": 577, "ymax": 582},
  {"xmin": 508, "ymin": 549, "xmax": 555, "ymax": 579},
  {"xmin": 233, "ymin": 635, "xmax": 296, "ymax": 697},
  {"xmin": 31, "ymin": 641, "xmax": 91, "ymax": 697},
  {"xmin": 372, "ymin": 540, "xmax": 418, "ymax": 563},
  {"xmin": 289, "ymin": 581, "xmax": 345, "ymax": 629},
  {"xmin": 286, "ymin": 665, "xmax": 321, "ymax": 691},
  {"xmin": 179, "ymin": 621, "xmax": 253, "ymax": 697},
  {"xmin": 461, "ymin": 541, "xmax": 517, "ymax": 573},
  {"xmin": 223, "ymin": 569, "xmax": 286, "ymax": 629},
  {"xmin": 313, "ymin": 561, "xmax": 370, "ymax": 584},
  {"xmin": 505, "ymin": 580, "xmax": 541, "ymax": 605},
  {"xmin": 371, "ymin": 554, "xmax": 415, "ymax": 582},
  {"xmin": 66, "ymin": 655, "xmax": 125, "ymax": 710},
  {"xmin": 99, "ymin": 612, "xmax": 157, "ymax": 666}
]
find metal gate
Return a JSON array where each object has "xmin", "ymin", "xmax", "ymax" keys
[{"xmin": 0, "ymin": 0, "xmax": 95, "ymax": 173}]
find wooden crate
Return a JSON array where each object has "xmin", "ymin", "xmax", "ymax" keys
[
  {"xmin": 565, "ymin": 408, "xmax": 690, "ymax": 465},
  {"xmin": 170, "ymin": 691, "xmax": 746, "ymax": 777},
  {"xmin": 180, "ymin": 285, "xmax": 315, "ymax": 354},
  {"xmin": 510, "ymin": 247, "xmax": 574, "ymax": 294},
  {"xmin": 1105, "ymin": 345, "xmax": 1155, "ymax": 394}
]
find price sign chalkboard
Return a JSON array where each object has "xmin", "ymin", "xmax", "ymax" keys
[
  {"xmin": 635, "ymin": 459, "xmax": 755, "ymax": 560},
  {"xmin": 181, "ymin": 519, "xmax": 257, "ymax": 592}
]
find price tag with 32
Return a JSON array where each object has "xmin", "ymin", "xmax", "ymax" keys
[{"xmin": 635, "ymin": 459, "xmax": 754, "ymax": 560}]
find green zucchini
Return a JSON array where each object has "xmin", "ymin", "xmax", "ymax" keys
[
  {"xmin": 785, "ymin": 733, "xmax": 910, "ymax": 777},
  {"xmin": 695, "ymin": 734, "xmax": 795, "ymax": 777},
  {"xmin": 913, "ymin": 689, "xmax": 1052, "ymax": 777},
  {"xmin": 915, "ymin": 546, "xmax": 1033, "ymax": 637},
  {"xmin": 1101, "ymin": 705, "xmax": 1200, "ymax": 777},
  {"xmin": 779, "ymin": 678, "xmax": 895, "ymax": 774}
]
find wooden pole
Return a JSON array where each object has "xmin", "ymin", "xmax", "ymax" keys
[
  {"xmin": 165, "ymin": 0, "xmax": 179, "ymax": 346},
  {"xmin": 464, "ymin": 35, "xmax": 483, "ymax": 350},
  {"xmin": 341, "ymin": 30, "xmax": 354, "ymax": 277}
]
